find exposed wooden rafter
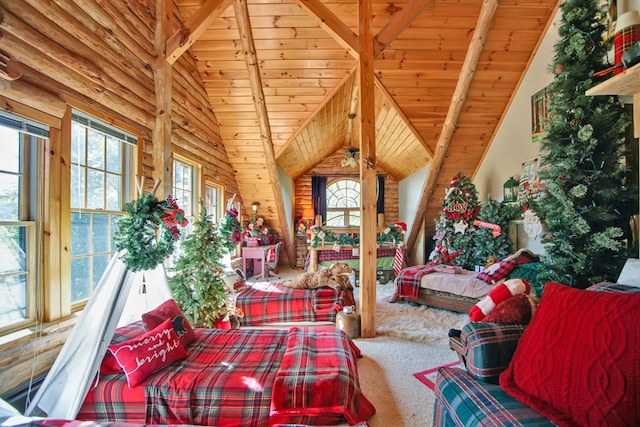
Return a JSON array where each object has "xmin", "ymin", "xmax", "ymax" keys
[
  {"xmin": 405, "ymin": 0, "xmax": 499, "ymax": 254},
  {"xmin": 344, "ymin": 77, "xmax": 359, "ymax": 146},
  {"xmin": 374, "ymin": 74, "xmax": 432, "ymax": 157},
  {"xmin": 232, "ymin": 0, "xmax": 295, "ymax": 267},
  {"xmin": 294, "ymin": 0, "xmax": 360, "ymax": 59},
  {"xmin": 276, "ymin": 64, "xmax": 357, "ymax": 157},
  {"xmin": 373, "ymin": 0, "xmax": 435, "ymax": 58},
  {"xmin": 166, "ymin": 0, "xmax": 233, "ymax": 64}
]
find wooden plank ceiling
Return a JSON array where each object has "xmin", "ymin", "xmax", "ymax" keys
[{"xmin": 173, "ymin": 0, "xmax": 558, "ymax": 237}]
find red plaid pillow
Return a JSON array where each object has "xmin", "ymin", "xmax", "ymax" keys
[
  {"xmin": 477, "ymin": 259, "xmax": 516, "ymax": 284},
  {"xmin": 142, "ymin": 299, "xmax": 196, "ymax": 347},
  {"xmin": 109, "ymin": 318, "xmax": 188, "ymax": 387}
]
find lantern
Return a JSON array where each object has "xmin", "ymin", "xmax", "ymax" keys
[
  {"xmin": 251, "ymin": 202, "xmax": 260, "ymax": 220},
  {"xmin": 503, "ymin": 177, "xmax": 519, "ymax": 203}
]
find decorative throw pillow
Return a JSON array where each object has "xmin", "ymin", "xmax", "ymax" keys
[
  {"xmin": 109, "ymin": 318, "xmax": 188, "ymax": 388},
  {"xmin": 142, "ymin": 299, "xmax": 196, "ymax": 347},
  {"xmin": 99, "ymin": 352, "xmax": 122, "ymax": 375},
  {"xmin": 499, "ymin": 282, "xmax": 640, "ymax": 426},
  {"xmin": 477, "ymin": 259, "xmax": 516, "ymax": 284}
]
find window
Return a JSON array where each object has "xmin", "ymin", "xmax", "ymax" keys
[
  {"xmin": 0, "ymin": 112, "xmax": 47, "ymax": 333},
  {"xmin": 326, "ymin": 179, "xmax": 361, "ymax": 227},
  {"xmin": 205, "ymin": 183, "xmax": 223, "ymax": 224},
  {"xmin": 70, "ymin": 111, "xmax": 135, "ymax": 304},
  {"xmin": 170, "ymin": 157, "xmax": 199, "ymax": 264}
]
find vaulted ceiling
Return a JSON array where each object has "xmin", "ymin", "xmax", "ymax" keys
[{"xmin": 171, "ymin": 0, "xmax": 558, "ymax": 249}]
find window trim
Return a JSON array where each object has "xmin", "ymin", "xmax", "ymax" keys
[{"xmin": 325, "ymin": 178, "xmax": 361, "ymax": 228}]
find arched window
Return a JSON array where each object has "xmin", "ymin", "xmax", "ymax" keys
[{"xmin": 326, "ymin": 179, "xmax": 360, "ymax": 227}]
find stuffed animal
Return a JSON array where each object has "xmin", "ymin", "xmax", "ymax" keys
[
  {"xmin": 482, "ymin": 293, "xmax": 539, "ymax": 325},
  {"xmin": 282, "ymin": 262, "xmax": 355, "ymax": 291},
  {"xmin": 469, "ymin": 278, "xmax": 531, "ymax": 321}
]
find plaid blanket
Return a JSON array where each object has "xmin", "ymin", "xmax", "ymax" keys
[
  {"xmin": 395, "ymin": 265, "xmax": 436, "ymax": 298},
  {"xmin": 236, "ymin": 282, "xmax": 355, "ymax": 326},
  {"xmin": 305, "ymin": 247, "xmax": 396, "ymax": 269},
  {"xmin": 79, "ymin": 324, "xmax": 372, "ymax": 426},
  {"xmin": 270, "ymin": 326, "xmax": 376, "ymax": 425}
]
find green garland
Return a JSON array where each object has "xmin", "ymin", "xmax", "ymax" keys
[{"xmin": 114, "ymin": 192, "xmax": 176, "ymax": 272}]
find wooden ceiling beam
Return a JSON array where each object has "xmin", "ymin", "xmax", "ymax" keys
[
  {"xmin": 374, "ymin": 74, "xmax": 433, "ymax": 158},
  {"xmin": 276, "ymin": 64, "xmax": 357, "ymax": 157},
  {"xmin": 233, "ymin": 0, "xmax": 295, "ymax": 267},
  {"xmin": 406, "ymin": 0, "xmax": 499, "ymax": 254},
  {"xmin": 166, "ymin": 0, "xmax": 233, "ymax": 64},
  {"xmin": 294, "ymin": 0, "xmax": 360, "ymax": 59},
  {"xmin": 344, "ymin": 75, "xmax": 359, "ymax": 146},
  {"xmin": 374, "ymin": 0, "xmax": 435, "ymax": 58}
]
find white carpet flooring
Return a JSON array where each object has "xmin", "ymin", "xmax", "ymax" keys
[{"xmin": 353, "ymin": 282, "xmax": 469, "ymax": 427}]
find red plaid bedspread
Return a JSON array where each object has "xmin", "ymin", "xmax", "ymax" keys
[
  {"xmin": 79, "ymin": 324, "xmax": 372, "ymax": 426},
  {"xmin": 236, "ymin": 282, "xmax": 355, "ymax": 326},
  {"xmin": 395, "ymin": 265, "xmax": 436, "ymax": 299},
  {"xmin": 270, "ymin": 326, "xmax": 376, "ymax": 425},
  {"xmin": 304, "ymin": 247, "xmax": 396, "ymax": 269}
]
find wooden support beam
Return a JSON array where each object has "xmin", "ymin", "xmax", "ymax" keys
[
  {"xmin": 233, "ymin": 0, "xmax": 295, "ymax": 268},
  {"xmin": 166, "ymin": 0, "xmax": 234, "ymax": 64},
  {"xmin": 374, "ymin": 0, "xmax": 434, "ymax": 58},
  {"xmin": 294, "ymin": 0, "xmax": 360, "ymax": 59},
  {"xmin": 344, "ymin": 75, "xmax": 359, "ymax": 146},
  {"xmin": 153, "ymin": 0, "xmax": 173, "ymax": 196},
  {"xmin": 358, "ymin": 0, "xmax": 377, "ymax": 338},
  {"xmin": 374, "ymin": 75, "xmax": 433, "ymax": 157},
  {"xmin": 406, "ymin": 0, "xmax": 498, "ymax": 253}
]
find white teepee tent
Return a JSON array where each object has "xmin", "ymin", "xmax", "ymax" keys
[{"xmin": 24, "ymin": 251, "xmax": 172, "ymax": 419}]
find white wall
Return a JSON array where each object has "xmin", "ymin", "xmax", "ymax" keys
[
  {"xmin": 473, "ymin": 10, "xmax": 561, "ymax": 201},
  {"xmin": 399, "ymin": 163, "xmax": 430, "ymax": 262}
]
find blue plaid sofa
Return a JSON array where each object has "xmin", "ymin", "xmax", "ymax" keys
[{"xmin": 433, "ymin": 281, "xmax": 640, "ymax": 426}]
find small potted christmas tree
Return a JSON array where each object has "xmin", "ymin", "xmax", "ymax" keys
[{"xmin": 170, "ymin": 202, "xmax": 231, "ymax": 328}]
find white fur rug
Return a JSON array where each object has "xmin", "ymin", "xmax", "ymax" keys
[{"xmin": 354, "ymin": 282, "xmax": 469, "ymax": 346}]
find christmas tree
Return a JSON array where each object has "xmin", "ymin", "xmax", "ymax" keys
[
  {"xmin": 471, "ymin": 197, "xmax": 515, "ymax": 266},
  {"xmin": 430, "ymin": 172, "xmax": 480, "ymax": 269},
  {"xmin": 170, "ymin": 202, "xmax": 230, "ymax": 327},
  {"xmin": 533, "ymin": 0, "xmax": 635, "ymax": 287}
]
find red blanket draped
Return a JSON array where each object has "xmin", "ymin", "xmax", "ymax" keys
[{"xmin": 270, "ymin": 326, "xmax": 376, "ymax": 425}]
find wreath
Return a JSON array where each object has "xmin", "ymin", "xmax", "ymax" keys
[{"xmin": 114, "ymin": 192, "xmax": 188, "ymax": 272}]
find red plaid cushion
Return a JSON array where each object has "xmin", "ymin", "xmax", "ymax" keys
[{"xmin": 477, "ymin": 259, "xmax": 516, "ymax": 285}]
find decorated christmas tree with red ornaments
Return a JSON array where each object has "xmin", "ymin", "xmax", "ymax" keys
[{"xmin": 430, "ymin": 172, "xmax": 480, "ymax": 269}]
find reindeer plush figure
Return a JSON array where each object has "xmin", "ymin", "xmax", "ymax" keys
[{"xmin": 282, "ymin": 262, "xmax": 354, "ymax": 291}]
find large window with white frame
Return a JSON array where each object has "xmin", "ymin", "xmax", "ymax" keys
[
  {"xmin": 170, "ymin": 156, "xmax": 198, "ymax": 264},
  {"xmin": 326, "ymin": 179, "xmax": 361, "ymax": 227},
  {"xmin": 0, "ymin": 112, "xmax": 47, "ymax": 334},
  {"xmin": 70, "ymin": 110, "xmax": 135, "ymax": 304},
  {"xmin": 205, "ymin": 182, "xmax": 223, "ymax": 224}
]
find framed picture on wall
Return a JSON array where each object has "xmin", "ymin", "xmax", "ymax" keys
[
  {"xmin": 518, "ymin": 157, "xmax": 543, "ymax": 202},
  {"xmin": 531, "ymin": 85, "xmax": 551, "ymax": 142}
]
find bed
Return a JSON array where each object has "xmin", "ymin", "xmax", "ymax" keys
[
  {"xmin": 78, "ymin": 322, "xmax": 375, "ymax": 426},
  {"xmin": 233, "ymin": 281, "xmax": 355, "ymax": 326},
  {"xmin": 305, "ymin": 245, "xmax": 397, "ymax": 279},
  {"xmin": 392, "ymin": 265, "xmax": 493, "ymax": 312},
  {"xmin": 393, "ymin": 250, "xmax": 543, "ymax": 313}
]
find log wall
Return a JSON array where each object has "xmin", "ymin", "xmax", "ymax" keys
[{"xmin": 0, "ymin": 0, "xmax": 239, "ymax": 396}]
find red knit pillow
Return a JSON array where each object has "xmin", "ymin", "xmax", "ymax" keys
[
  {"xmin": 499, "ymin": 282, "xmax": 640, "ymax": 426},
  {"xmin": 142, "ymin": 299, "xmax": 196, "ymax": 347},
  {"xmin": 109, "ymin": 318, "xmax": 188, "ymax": 388}
]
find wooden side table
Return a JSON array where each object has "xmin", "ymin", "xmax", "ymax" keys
[{"xmin": 449, "ymin": 335, "xmax": 466, "ymax": 366}]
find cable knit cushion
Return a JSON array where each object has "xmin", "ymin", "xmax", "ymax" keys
[
  {"xmin": 499, "ymin": 282, "xmax": 640, "ymax": 426},
  {"xmin": 142, "ymin": 298, "xmax": 196, "ymax": 347}
]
